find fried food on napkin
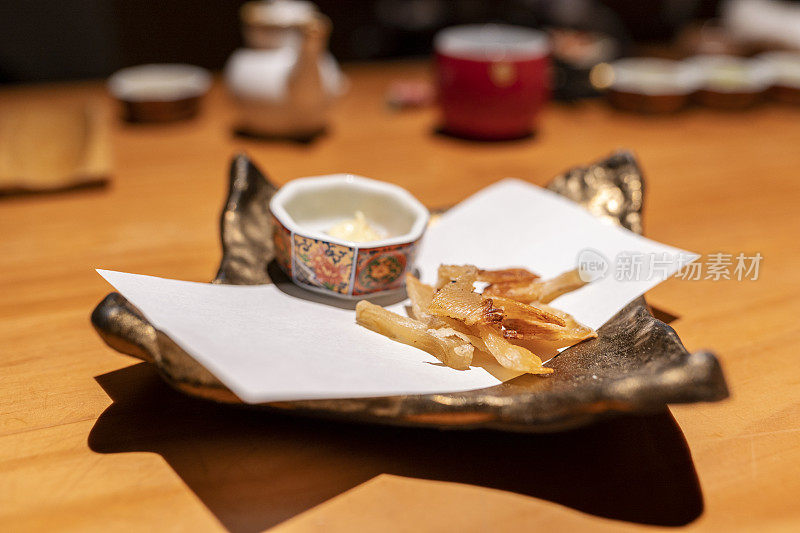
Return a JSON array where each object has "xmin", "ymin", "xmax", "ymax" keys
[
  {"xmin": 483, "ymin": 268, "xmax": 587, "ymax": 304},
  {"xmin": 356, "ymin": 301, "xmax": 474, "ymax": 370},
  {"xmin": 356, "ymin": 264, "xmax": 596, "ymax": 374}
]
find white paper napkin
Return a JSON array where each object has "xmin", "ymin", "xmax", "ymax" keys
[{"xmin": 98, "ymin": 179, "xmax": 697, "ymax": 403}]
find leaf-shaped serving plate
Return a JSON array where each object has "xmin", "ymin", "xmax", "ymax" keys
[{"xmin": 91, "ymin": 151, "xmax": 728, "ymax": 432}]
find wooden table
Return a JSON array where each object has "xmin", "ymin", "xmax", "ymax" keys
[{"xmin": 2, "ymin": 61, "xmax": 799, "ymax": 532}]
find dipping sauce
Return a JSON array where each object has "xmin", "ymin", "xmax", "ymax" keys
[{"xmin": 328, "ymin": 211, "xmax": 385, "ymax": 242}]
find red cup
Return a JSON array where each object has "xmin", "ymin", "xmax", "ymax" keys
[{"xmin": 435, "ymin": 25, "xmax": 550, "ymax": 140}]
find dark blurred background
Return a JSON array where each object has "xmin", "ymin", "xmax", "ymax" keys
[{"xmin": 0, "ymin": 0, "xmax": 725, "ymax": 84}]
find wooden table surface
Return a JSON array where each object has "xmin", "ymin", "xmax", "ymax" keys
[{"xmin": 1, "ymin": 61, "xmax": 799, "ymax": 532}]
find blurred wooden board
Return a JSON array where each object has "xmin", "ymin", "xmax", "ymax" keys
[
  {"xmin": 0, "ymin": 103, "xmax": 109, "ymax": 196},
  {"xmin": 1, "ymin": 62, "xmax": 799, "ymax": 532}
]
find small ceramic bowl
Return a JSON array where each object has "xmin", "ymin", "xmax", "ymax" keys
[
  {"xmin": 686, "ymin": 55, "xmax": 771, "ymax": 109},
  {"xmin": 605, "ymin": 58, "xmax": 701, "ymax": 113},
  {"xmin": 269, "ymin": 175, "xmax": 429, "ymax": 298},
  {"xmin": 757, "ymin": 51, "xmax": 800, "ymax": 104},
  {"xmin": 108, "ymin": 64, "xmax": 211, "ymax": 123}
]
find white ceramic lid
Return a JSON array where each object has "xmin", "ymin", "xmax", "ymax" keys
[
  {"xmin": 243, "ymin": 0, "xmax": 318, "ymax": 26},
  {"xmin": 108, "ymin": 64, "xmax": 211, "ymax": 102},
  {"xmin": 609, "ymin": 58, "xmax": 701, "ymax": 95},
  {"xmin": 684, "ymin": 54, "xmax": 773, "ymax": 93},
  {"xmin": 434, "ymin": 24, "xmax": 549, "ymax": 61},
  {"xmin": 757, "ymin": 51, "xmax": 800, "ymax": 88}
]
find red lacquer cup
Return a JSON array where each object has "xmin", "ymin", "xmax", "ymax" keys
[{"xmin": 435, "ymin": 25, "xmax": 550, "ymax": 140}]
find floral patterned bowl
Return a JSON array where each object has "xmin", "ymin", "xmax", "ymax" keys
[{"xmin": 269, "ymin": 174, "xmax": 429, "ymax": 298}]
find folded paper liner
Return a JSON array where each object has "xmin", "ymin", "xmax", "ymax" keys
[{"xmin": 98, "ymin": 179, "xmax": 697, "ymax": 403}]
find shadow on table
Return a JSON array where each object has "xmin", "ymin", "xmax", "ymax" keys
[
  {"xmin": 432, "ymin": 126, "xmax": 538, "ymax": 143},
  {"xmin": 89, "ymin": 363, "xmax": 703, "ymax": 533}
]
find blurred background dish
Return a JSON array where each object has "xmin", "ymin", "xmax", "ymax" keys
[
  {"xmin": 758, "ymin": 50, "xmax": 800, "ymax": 104},
  {"xmin": 107, "ymin": 63, "xmax": 211, "ymax": 122},
  {"xmin": 721, "ymin": 0, "xmax": 800, "ymax": 52},
  {"xmin": 605, "ymin": 57, "xmax": 700, "ymax": 113},
  {"xmin": 686, "ymin": 54, "xmax": 772, "ymax": 109}
]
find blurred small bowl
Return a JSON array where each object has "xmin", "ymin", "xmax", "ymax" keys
[
  {"xmin": 108, "ymin": 64, "xmax": 211, "ymax": 123},
  {"xmin": 757, "ymin": 51, "xmax": 800, "ymax": 104},
  {"xmin": 606, "ymin": 58, "xmax": 700, "ymax": 113},
  {"xmin": 269, "ymin": 175, "xmax": 429, "ymax": 299},
  {"xmin": 686, "ymin": 55, "xmax": 771, "ymax": 109}
]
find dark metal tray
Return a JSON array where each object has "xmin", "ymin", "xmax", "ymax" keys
[{"xmin": 91, "ymin": 151, "xmax": 728, "ymax": 432}]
